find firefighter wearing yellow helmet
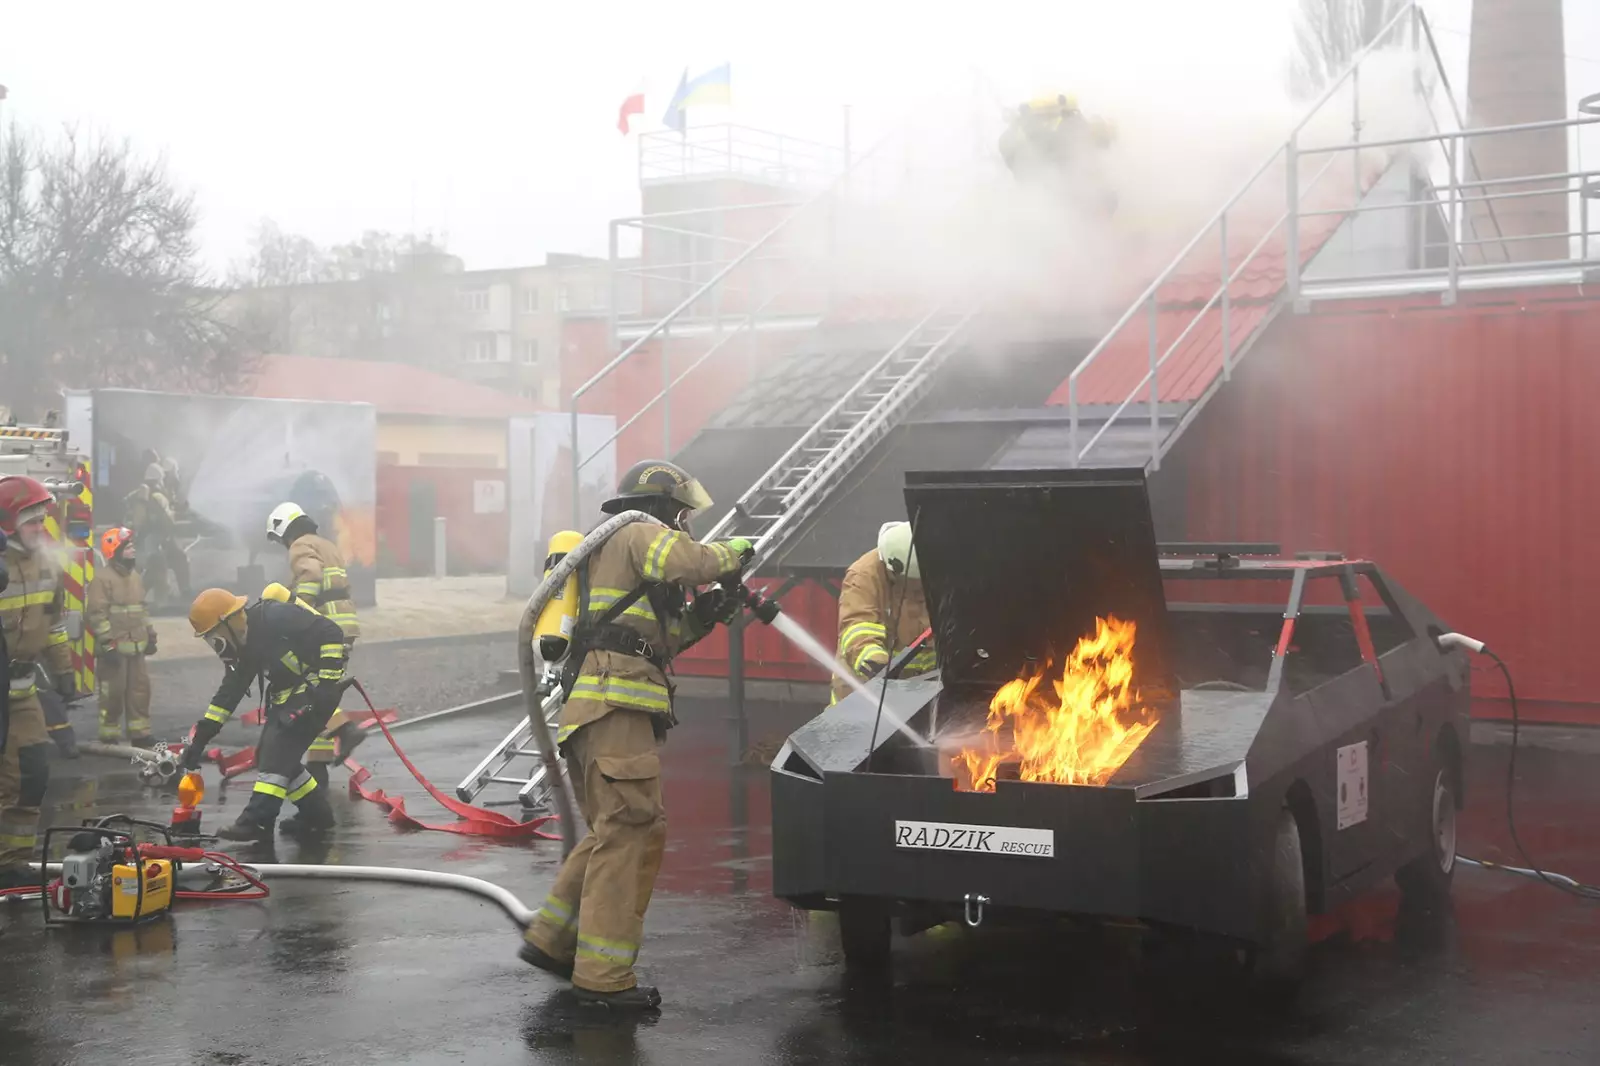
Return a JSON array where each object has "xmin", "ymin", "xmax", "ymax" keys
[
  {"xmin": 179, "ymin": 586, "xmax": 349, "ymax": 841},
  {"xmin": 998, "ymin": 91, "xmax": 1118, "ymax": 214},
  {"xmin": 267, "ymin": 501, "xmax": 364, "ymax": 787}
]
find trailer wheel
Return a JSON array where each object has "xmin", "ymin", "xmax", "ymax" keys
[
  {"xmin": 838, "ymin": 901, "xmax": 891, "ymax": 971},
  {"xmin": 1249, "ymin": 807, "xmax": 1308, "ymax": 1004},
  {"xmin": 1396, "ymin": 761, "xmax": 1457, "ymax": 907}
]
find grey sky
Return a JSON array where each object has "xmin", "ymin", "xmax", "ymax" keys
[{"xmin": 3, "ymin": 0, "xmax": 1595, "ymax": 276}]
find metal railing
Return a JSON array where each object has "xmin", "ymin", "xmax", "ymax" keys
[
  {"xmin": 639, "ymin": 124, "xmax": 846, "ymax": 188},
  {"xmin": 570, "ymin": 130, "xmax": 907, "ymax": 525},
  {"xmin": 1064, "ymin": 1, "xmax": 1600, "ymax": 473}
]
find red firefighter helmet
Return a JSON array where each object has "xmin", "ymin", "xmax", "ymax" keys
[
  {"xmin": 100, "ymin": 526, "xmax": 135, "ymax": 561},
  {"xmin": 0, "ymin": 476, "xmax": 53, "ymax": 538}
]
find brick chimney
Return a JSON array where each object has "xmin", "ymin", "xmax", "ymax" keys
[{"xmin": 1466, "ymin": 0, "xmax": 1569, "ymax": 263}]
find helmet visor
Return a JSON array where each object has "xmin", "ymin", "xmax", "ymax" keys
[{"xmin": 673, "ymin": 478, "xmax": 714, "ymax": 514}]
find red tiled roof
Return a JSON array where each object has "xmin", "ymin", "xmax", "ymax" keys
[
  {"xmin": 241, "ymin": 354, "xmax": 542, "ymax": 420},
  {"xmin": 1048, "ymin": 157, "xmax": 1387, "ymax": 407}
]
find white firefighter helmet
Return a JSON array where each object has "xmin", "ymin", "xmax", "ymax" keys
[
  {"xmin": 877, "ymin": 521, "xmax": 919, "ymax": 580},
  {"xmin": 143, "ymin": 462, "xmax": 165, "ymax": 485},
  {"xmin": 267, "ymin": 501, "xmax": 309, "ymax": 544}
]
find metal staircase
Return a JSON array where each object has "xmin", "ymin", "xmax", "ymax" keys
[{"xmin": 700, "ymin": 304, "xmax": 977, "ymax": 568}]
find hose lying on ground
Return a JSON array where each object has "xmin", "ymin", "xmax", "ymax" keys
[{"xmin": 516, "ymin": 509, "xmax": 657, "ymax": 859}]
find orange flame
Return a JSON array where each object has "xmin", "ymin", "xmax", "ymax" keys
[{"xmin": 954, "ymin": 615, "xmax": 1157, "ymax": 792}]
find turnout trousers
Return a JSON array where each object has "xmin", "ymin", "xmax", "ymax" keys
[
  {"xmin": 239, "ymin": 693, "xmax": 340, "ymax": 827},
  {"xmin": 524, "ymin": 707, "xmax": 667, "ymax": 993},
  {"xmin": 0, "ymin": 688, "xmax": 49, "ymax": 867},
  {"xmin": 98, "ymin": 652, "xmax": 152, "ymax": 741}
]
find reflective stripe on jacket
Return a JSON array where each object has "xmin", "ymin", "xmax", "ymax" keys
[
  {"xmin": 555, "ymin": 521, "xmax": 742, "ymax": 744},
  {"xmin": 289, "ymin": 532, "xmax": 359, "ymax": 641},
  {"xmin": 85, "ymin": 563, "xmax": 152, "ymax": 653},
  {"xmin": 0, "ymin": 544, "xmax": 73, "ymax": 674},
  {"xmin": 832, "ymin": 548, "xmax": 933, "ymax": 703}
]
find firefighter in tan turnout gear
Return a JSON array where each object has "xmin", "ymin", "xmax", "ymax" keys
[
  {"xmin": 0, "ymin": 476, "xmax": 78, "ymax": 887},
  {"xmin": 833, "ymin": 521, "xmax": 935, "ymax": 703},
  {"xmin": 519, "ymin": 459, "xmax": 752, "ymax": 1011},
  {"xmin": 267, "ymin": 501, "xmax": 364, "ymax": 784},
  {"xmin": 86, "ymin": 527, "xmax": 156, "ymax": 746}
]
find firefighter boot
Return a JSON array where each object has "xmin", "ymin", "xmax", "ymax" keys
[
  {"xmin": 572, "ymin": 985, "xmax": 663, "ymax": 1012},
  {"xmin": 279, "ymin": 787, "xmax": 335, "ymax": 838},
  {"xmin": 519, "ymin": 941, "xmax": 576, "ymax": 979},
  {"xmin": 0, "ymin": 864, "xmax": 38, "ymax": 890},
  {"xmin": 215, "ymin": 816, "xmax": 276, "ymax": 843}
]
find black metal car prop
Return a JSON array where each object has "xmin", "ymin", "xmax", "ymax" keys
[{"xmin": 770, "ymin": 468, "xmax": 1469, "ymax": 989}]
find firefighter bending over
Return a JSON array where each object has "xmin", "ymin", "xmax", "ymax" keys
[
  {"xmin": 179, "ymin": 588, "xmax": 348, "ymax": 841},
  {"xmin": 519, "ymin": 459, "xmax": 752, "ymax": 1012},
  {"xmin": 0, "ymin": 477, "xmax": 78, "ymax": 887},
  {"xmin": 834, "ymin": 521, "xmax": 935, "ymax": 703},
  {"xmin": 267, "ymin": 501, "xmax": 364, "ymax": 784},
  {"xmin": 86, "ymin": 527, "xmax": 157, "ymax": 747}
]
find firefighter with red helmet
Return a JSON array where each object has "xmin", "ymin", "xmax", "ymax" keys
[
  {"xmin": 0, "ymin": 476, "xmax": 77, "ymax": 887},
  {"xmin": 86, "ymin": 527, "xmax": 156, "ymax": 746}
]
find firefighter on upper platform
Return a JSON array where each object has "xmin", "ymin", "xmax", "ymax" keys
[
  {"xmin": 518, "ymin": 459, "xmax": 752, "ymax": 1012},
  {"xmin": 0, "ymin": 476, "xmax": 79, "ymax": 887},
  {"xmin": 86, "ymin": 527, "xmax": 156, "ymax": 747},
  {"xmin": 834, "ymin": 521, "xmax": 935, "ymax": 704},
  {"xmin": 179, "ymin": 587, "xmax": 348, "ymax": 841},
  {"xmin": 267, "ymin": 501, "xmax": 364, "ymax": 782},
  {"xmin": 998, "ymin": 92, "xmax": 1118, "ymax": 215}
]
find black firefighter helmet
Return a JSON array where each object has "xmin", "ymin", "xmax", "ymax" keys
[{"xmin": 601, "ymin": 460, "xmax": 713, "ymax": 526}]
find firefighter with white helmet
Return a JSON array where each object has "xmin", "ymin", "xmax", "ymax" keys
[
  {"xmin": 0, "ymin": 476, "xmax": 78, "ymax": 886},
  {"xmin": 832, "ymin": 521, "xmax": 935, "ymax": 704},
  {"xmin": 266, "ymin": 501, "xmax": 364, "ymax": 792}
]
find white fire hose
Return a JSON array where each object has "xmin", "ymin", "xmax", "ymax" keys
[{"xmin": 516, "ymin": 509, "xmax": 657, "ymax": 858}]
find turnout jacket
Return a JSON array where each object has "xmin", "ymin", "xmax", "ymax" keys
[
  {"xmin": 0, "ymin": 543, "xmax": 73, "ymax": 676},
  {"xmin": 556, "ymin": 521, "xmax": 744, "ymax": 744},
  {"xmin": 288, "ymin": 532, "xmax": 359, "ymax": 642},
  {"xmin": 200, "ymin": 599, "xmax": 349, "ymax": 727},
  {"xmin": 833, "ymin": 548, "xmax": 934, "ymax": 704},
  {"xmin": 85, "ymin": 563, "xmax": 153, "ymax": 654}
]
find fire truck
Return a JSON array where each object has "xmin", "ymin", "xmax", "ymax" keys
[{"xmin": 0, "ymin": 421, "xmax": 98, "ymax": 696}]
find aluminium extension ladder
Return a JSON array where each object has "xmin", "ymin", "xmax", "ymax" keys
[{"xmin": 455, "ymin": 303, "xmax": 977, "ymax": 810}]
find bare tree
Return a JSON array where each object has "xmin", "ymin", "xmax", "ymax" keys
[
  {"xmin": 1289, "ymin": 0, "xmax": 1409, "ymax": 99},
  {"xmin": 223, "ymin": 222, "xmax": 459, "ymax": 365},
  {"xmin": 0, "ymin": 125, "xmax": 255, "ymax": 418}
]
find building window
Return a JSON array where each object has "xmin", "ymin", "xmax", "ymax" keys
[
  {"xmin": 465, "ymin": 334, "xmax": 498, "ymax": 362},
  {"xmin": 517, "ymin": 339, "xmax": 539, "ymax": 364},
  {"xmin": 558, "ymin": 285, "xmax": 571, "ymax": 312},
  {"xmin": 521, "ymin": 287, "xmax": 540, "ymax": 313},
  {"xmin": 459, "ymin": 288, "xmax": 489, "ymax": 313}
]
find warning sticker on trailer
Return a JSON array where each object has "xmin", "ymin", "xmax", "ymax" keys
[
  {"xmin": 1337, "ymin": 741, "xmax": 1369, "ymax": 830},
  {"xmin": 894, "ymin": 819, "xmax": 1055, "ymax": 858}
]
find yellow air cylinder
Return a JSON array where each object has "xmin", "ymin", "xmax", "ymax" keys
[{"xmin": 533, "ymin": 530, "xmax": 584, "ymax": 663}]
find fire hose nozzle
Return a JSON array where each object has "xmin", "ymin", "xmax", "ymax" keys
[
  {"xmin": 735, "ymin": 584, "xmax": 781, "ymax": 625},
  {"xmin": 1435, "ymin": 631, "xmax": 1486, "ymax": 655}
]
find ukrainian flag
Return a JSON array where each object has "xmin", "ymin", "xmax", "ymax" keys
[{"xmin": 663, "ymin": 63, "xmax": 731, "ymax": 131}]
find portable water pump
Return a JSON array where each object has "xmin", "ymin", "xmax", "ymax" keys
[{"xmin": 42, "ymin": 818, "xmax": 180, "ymax": 926}]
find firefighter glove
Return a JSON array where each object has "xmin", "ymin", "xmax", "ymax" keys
[
  {"xmin": 726, "ymin": 537, "xmax": 755, "ymax": 565},
  {"xmin": 182, "ymin": 719, "xmax": 222, "ymax": 769},
  {"xmin": 145, "ymin": 629, "xmax": 158, "ymax": 657}
]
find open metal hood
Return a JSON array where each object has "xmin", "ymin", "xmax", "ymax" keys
[{"xmin": 902, "ymin": 467, "xmax": 1177, "ymax": 702}]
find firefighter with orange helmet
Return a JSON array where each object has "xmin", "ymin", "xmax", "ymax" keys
[
  {"xmin": 86, "ymin": 527, "xmax": 156, "ymax": 746},
  {"xmin": 0, "ymin": 476, "xmax": 78, "ymax": 887},
  {"xmin": 833, "ymin": 522, "xmax": 935, "ymax": 704}
]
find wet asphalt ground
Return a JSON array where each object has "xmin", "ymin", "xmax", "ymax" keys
[{"xmin": 1, "ymin": 639, "xmax": 1599, "ymax": 1064}]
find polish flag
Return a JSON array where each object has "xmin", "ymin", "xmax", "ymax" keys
[{"xmin": 617, "ymin": 80, "xmax": 646, "ymax": 135}]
